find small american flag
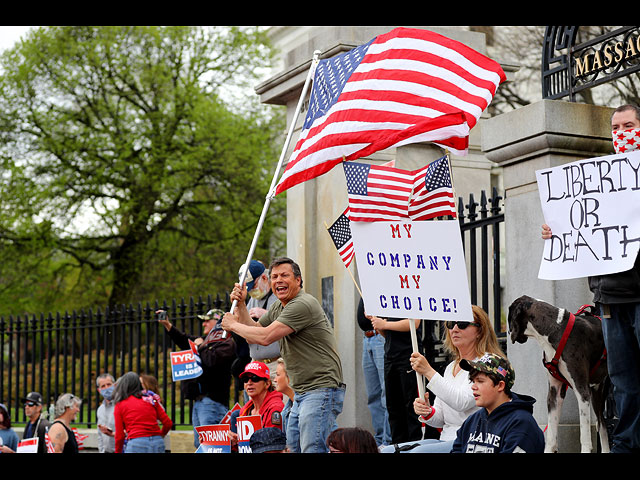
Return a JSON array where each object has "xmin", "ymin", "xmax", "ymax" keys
[
  {"xmin": 408, "ymin": 156, "xmax": 456, "ymax": 221},
  {"xmin": 73, "ymin": 428, "xmax": 88, "ymax": 450},
  {"xmin": 344, "ymin": 162, "xmax": 414, "ymax": 222},
  {"xmin": 327, "ymin": 208, "xmax": 355, "ymax": 268},
  {"xmin": 274, "ymin": 27, "xmax": 505, "ymax": 196},
  {"xmin": 45, "ymin": 430, "xmax": 55, "ymax": 453},
  {"xmin": 344, "ymin": 156, "xmax": 456, "ymax": 222}
]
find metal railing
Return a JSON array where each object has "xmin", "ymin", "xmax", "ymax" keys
[
  {"xmin": 458, "ymin": 187, "xmax": 505, "ymax": 339},
  {"xmin": 418, "ymin": 188, "xmax": 506, "ymax": 366},
  {"xmin": 0, "ymin": 294, "xmax": 231, "ymax": 428}
]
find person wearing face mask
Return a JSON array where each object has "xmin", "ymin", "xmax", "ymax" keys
[
  {"xmin": 231, "ymin": 260, "xmax": 282, "ymax": 403},
  {"xmin": 541, "ymin": 104, "xmax": 640, "ymax": 453},
  {"xmin": 96, "ymin": 373, "xmax": 116, "ymax": 453},
  {"xmin": 244, "ymin": 260, "xmax": 281, "ymax": 374}
]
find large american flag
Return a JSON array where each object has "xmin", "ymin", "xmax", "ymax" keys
[
  {"xmin": 327, "ymin": 208, "xmax": 355, "ymax": 268},
  {"xmin": 344, "ymin": 156, "xmax": 456, "ymax": 222},
  {"xmin": 274, "ymin": 27, "xmax": 506, "ymax": 196}
]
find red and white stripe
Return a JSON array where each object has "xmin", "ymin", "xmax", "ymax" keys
[
  {"xmin": 409, "ymin": 171, "xmax": 456, "ymax": 221},
  {"xmin": 337, "ymin": 239, "xmax": 355, "ymax": 268},
  {"xmin": 347, "ymin": 165, "xmax": 414, "ymax": 222},
  {"xmin": 275, "ymin": 27, "xmax": 505, "ymax": 196}
]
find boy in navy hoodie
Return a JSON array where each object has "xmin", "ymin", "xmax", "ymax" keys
[{"xmin": 451, "ymin": 353, "xmax": 545, "ymax": 453}]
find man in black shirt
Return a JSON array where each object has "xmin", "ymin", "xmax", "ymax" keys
[{"xmin": 21, "ymin": 392, "xmax": 50, "ymax": 454}]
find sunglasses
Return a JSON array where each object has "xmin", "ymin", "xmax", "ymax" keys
[
  {"xmin": 24, "ymin": 402, "xmax": 38, "ymax": 407},
  {"xmin": 445, "ymin": 321, "xmax": 479, "ymax": 330},
  {"xmin": 243, "ymin": 375, "xmax": 266, "ymax": 383}
]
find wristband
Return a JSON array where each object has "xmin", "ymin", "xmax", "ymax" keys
[{"xmin": 419, "ymin": 407, "xmax": 436, "ymax": 423}]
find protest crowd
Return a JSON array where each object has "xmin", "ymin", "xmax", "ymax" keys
[
  {"xmin": 3, "ymin": 28, "xmax": 640, "ymax": 455},
  {"xmin": 3, "ymin": 255, "xmax": 545, "ymax": 455}
]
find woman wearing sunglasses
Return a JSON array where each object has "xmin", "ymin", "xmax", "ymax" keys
[
  {"xmin": 228, "ymin": 361, "xmax": 286, "ymax": 450},
  {"xmin": 382, "ymin": 305, "xmax": 505, "ymax": 453}
]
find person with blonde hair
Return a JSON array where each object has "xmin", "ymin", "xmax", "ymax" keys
[
  {"xmin": 274, "ymin": 358, "xmax": 294, "ymax": 434},
  {"xmin": 382, "ymin": 305, "xmax": 505, "ymax": 453}
]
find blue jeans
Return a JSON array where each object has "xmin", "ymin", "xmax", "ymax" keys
[
  {"xmin": 381, "ymin": 439, "xmax": 454, "ymax": 453},
  {"xmin": 286, "ymin": 385, "xmax": 345, "ymax": 453},
  {"xmin": 601, "ymin": 303, "xmax": 640, "ymax": 453},
  {"xmin": 282, "ymin": 398, "xmax": 292, "ymax": 436},
  {"xmin": 362, "ymin": 333, "xmax": 391, "ymax": 446},
  {"xmin": 192, "ymin": 396, "xmax": 227, "ymax": 448},
  {"xmin": 124, "ymin": 435, "xmax": 165, "ymax": 453}
]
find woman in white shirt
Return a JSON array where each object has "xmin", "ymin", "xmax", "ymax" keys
[{"xmin": 382, "ymin": 305, "xmax": 504, "ymax": 453}]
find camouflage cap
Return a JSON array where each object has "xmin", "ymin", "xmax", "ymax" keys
[
  {"xmin": 460, "ymin": 353, "xmax": 515, "ymax": 389},
  {"xmin": 197, "ymin": 309, "xmax": 225, "ymax": 322}
]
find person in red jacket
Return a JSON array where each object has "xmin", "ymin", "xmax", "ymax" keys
[
  {"xmin": 113, "ymin": 371, "xmax": 173, "ymax": 453},
  {"xmin": 238, "ymin": 361, "xmax": 285, "ymax": 429}
]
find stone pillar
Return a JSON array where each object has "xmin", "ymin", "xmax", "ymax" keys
[{"xmin": 482, "ymin": 99, "xmax": 614, "ymax": 452}]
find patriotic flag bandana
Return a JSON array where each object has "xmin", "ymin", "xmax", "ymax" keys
[{"xmin": 612, "ymin": 128, "xmax": 640, "ymax": 154}]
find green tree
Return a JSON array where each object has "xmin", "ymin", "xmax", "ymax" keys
[{"xmin": 0, "ymin": 26, "xmax": 285, "ymax": 314}]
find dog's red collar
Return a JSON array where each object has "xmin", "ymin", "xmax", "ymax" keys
[
  {"xmin": 543, "ymin": 313, "xmax": 576, "ymax": 391},
  {"xmin": 543, "ymin": 308, "xmax": 607, "ymax": 392}
]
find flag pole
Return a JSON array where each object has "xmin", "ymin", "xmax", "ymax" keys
[
  {"xmin": 222, "ymin": 50, "xmax": 321, "ymax": 337},
  {"xmin": 445, "ymin": 150, "xmax": 459, "ymax": 216},
  {"xmin": 410, "ymin": 150, "xmax": 457, "ymax": 398},
  {"xmin": 409, "ymin": 319, "xmax": 426, "ymax": 401}
]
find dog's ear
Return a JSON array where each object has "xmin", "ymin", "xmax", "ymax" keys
[{"xmin": 508, "ymin": 296, "xmax": 533, "ymax": 328}]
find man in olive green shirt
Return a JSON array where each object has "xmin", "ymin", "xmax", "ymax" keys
[{"xmin": 223, "ymin": 256, "xmax": 344, "ymax": 453}]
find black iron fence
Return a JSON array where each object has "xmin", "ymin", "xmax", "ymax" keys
[
  {"xmin": 422, "ymin": 187, "xmax": 505, "ymax": 365},
  {"xmin": 0, "ymin": 188, "xmax": 505, "ymax": 429},
  {"xmin": 458, "ymin": 187, "xmax": 505, "ymax": 339},
  {"xmin": 0, "ymin": 294, "xmax": 232, "ymax": 428}
]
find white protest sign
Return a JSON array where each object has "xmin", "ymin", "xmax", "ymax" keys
[
  {"xmin": 17, "ymin": 437, "xmax": 38, "ymax": 453},
  {"xmin": 537, "ymin": 150, "xmax": 640, "ymax": 280},
  {"xmin": 351, "ymin": 219, "xmax": 473, "ymax": 321}
]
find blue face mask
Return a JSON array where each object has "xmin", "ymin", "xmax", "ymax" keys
[{"xmin": 99, "ymin": 386, "xmax": 114, "ymax": 401}]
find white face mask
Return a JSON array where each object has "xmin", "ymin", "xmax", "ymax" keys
[
  {"xmin": 612, "ymin": 128, "xmax": 640, "ymax": 154},
  {"xmin": 249, "ymin": 277, "xmax": 269, "ymax": 299}
]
